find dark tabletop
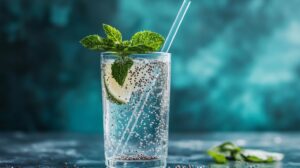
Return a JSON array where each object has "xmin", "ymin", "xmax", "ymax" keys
[{"xmin": 0, "ymin": 133, "xmax": 299, "ymax": 168}]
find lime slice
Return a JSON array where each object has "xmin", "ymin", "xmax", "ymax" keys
[
  {"xmin": 242, "ymin": 149, "xmax": 284, "ymax": 162},
  {"xmin": 103, "ymin": 61, "xmax": 157, "ymax": 104},
  {"xmin": 103, "ymin": 63, "xmax": 134, "ymax": 104}
]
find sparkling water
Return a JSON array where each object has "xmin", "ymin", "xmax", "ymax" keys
[{"xmin": 101, "ymin": 52, "xmax": 171, "ymax": 167}]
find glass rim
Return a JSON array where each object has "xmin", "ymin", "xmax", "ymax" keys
[{"xmin": 101, "ymin": 51, "xmax": 171, "ymax": 58}]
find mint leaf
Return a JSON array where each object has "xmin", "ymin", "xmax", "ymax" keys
[
  {"xmin": 126, "ymin": 45, "xmax": 154, "ymax": 53},
  {"xmin": 219, "ymin": 142, "xmax": 241, "ymax": 153},
  {"xmin": 122, "ymin": 40, "xmax": 131, "ymax": 47},
  {"xmin": 80, "ymin": 35, "xmax": 114, "ymax": 51},
  {"xmin": 103, "ymin": 24, "xmax": 122, "ymax": 44},
  {"xmin": 207, "ymin": 149, "xmax": 228, "ymax": 164},
  {"xmin": 219, "ymin": 142, "xmax": 243, "ymax": 161},
  {"xmin": 207, "ymin": 142, "xmax": 242, "ymax": 164},
  {"xmin": 80, "ymin": 35, "xmax": 102, "ymax": 51},
  {"xmin": 131, "ymin": 31, "xmax": 164, "ymax": 51},
  {"xmin": 232, "ymin": 152, "xmax": 244, "ymax": 161},
  {"xmin": 207, "ymin": 142, "xmax": 284, "ymax": 164},
  {"xmin": 111, "ymin": 57, "xmax": 133, "ymax": 86}
]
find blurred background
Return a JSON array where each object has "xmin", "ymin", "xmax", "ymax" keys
[{"xmin": 1, "ymin": 0, "xmax": 300, "ymax": 133}]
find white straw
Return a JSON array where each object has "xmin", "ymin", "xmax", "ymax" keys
[{"xmin": 161, "ymin": 0, "xmax": 191, "ymax": 52}]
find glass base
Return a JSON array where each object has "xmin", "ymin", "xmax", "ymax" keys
[{"xmin": 106, "ymin": 158, "xmax": 166, "ymax": 168}]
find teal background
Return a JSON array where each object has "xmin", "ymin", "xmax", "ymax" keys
[{"xmin": 1, "ymin": 0, "xmax": 300, "ymax": 132}]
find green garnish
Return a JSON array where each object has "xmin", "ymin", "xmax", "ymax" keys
[
  {"xmin": 207, "ymin": 150, "xmax": 228, "ymax": 164},
  {"xmin": 80, "ymin": 24, "xmax": 164, "ymax": 86},
  {"xmin": 207, "ymin": 142, "xmax": 284, "ymax": 164},
  {"xmin": 103, "ymin": 24, "xmax": 122, "ymax": 44},
  {"xmin": 207, "ymin": 142, "xmax": 242, "ymax": 164},
  {"xmin": 242, "ymin": 149, "xmax": 284, "ymax": 163},
  {"xmin": 111, "ymin": 57, "xmax": 133, "ymax": 86},
  {"xmin": 80, "ymin": 35, "xmax": 113, "ymax": 51},
  {"xmin": 131, "ymin": 31, "xmax": 165, "ymax": 51},
  {"xmin": 103, "ymin": 80, "xmax": 124, "ymax": 105}
]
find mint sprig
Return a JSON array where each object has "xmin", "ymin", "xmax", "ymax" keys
[
  {"xmin": 207, "ymin": 142, "xmax": 284, "ymax": 164},
  {"xmin": 80, "ymin": 24, "xmax": 165, "ymax": 86}
]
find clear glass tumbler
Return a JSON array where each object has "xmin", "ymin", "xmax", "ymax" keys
[{"xmin": 101, "ymin": 52, "xmax": 171, "ymax": 167}]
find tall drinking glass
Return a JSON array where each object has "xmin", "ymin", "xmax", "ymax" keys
[{"xmin": 101, "ymin": 52, "xmax": 171, "ymax": 167}]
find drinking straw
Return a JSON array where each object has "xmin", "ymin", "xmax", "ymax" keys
[
  {"xmin": 161, "ymin": 0, "xmax": 191, "ymax": 52},
  {"xmin": 113, "ymin": 93, "xmax": 146, "ymax": 155},
  {"xmin": 120, "ymin": 74, "xmax": 160, "ymax": 154},
  {"xmin": 114, "ymin": 74, "xmax": 159, "ymax": 156},
  {"xmin": 114, "ymin": 0, "xmax": 191, "ymax": 156}
]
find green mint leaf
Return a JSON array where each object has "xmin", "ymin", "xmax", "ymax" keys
[
  {"xmin": 126, "ymin": 45, "xmax": 154, "ymax": 53},
  {"xmin": 232, "ymin": 152, "xmax": 244, "ymax": 161},
  {"xmin": 131, "ymin": 31, "xmax": 165, "ymax": 51},
  {"xmin": 207, "ymin": 142, "xmax": 284, "ymax": 164},
  {"xmin": 80, "ymin": 35, "xmax": 102, "ymax": 51},
  {"xmin": 111, "ymin": 57, "xmax": 133, "ymax": 86},
  {"xmin": 103, "ymin": 24, "xmax": 122, "ymax": 44},
  {"xmin": 122, "ymin": 40, "xmax": 131, "ymax": 47},
  {"xmin": 80, "ymin": 35, "xmax": 115, "ymax": 51},
  {"xmin": 207, "ymin": 150, "xmax": 228, "ymax": 164},
  {"xmin": 219, "ymin": 142, "xmax": 241, "ymax": 153},
  {"xmin": 207, "ymin": 142, "xmax": 242, "ymax": 164}
]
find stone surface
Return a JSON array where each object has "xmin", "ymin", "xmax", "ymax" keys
[{"xmin": 0, "ymin": 133, "xmax": 299, "ymax": 167}]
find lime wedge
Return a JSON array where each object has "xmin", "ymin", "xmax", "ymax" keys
[
  {"xmin": 103, "ymin": 61, "xmax": 156, "ymax": 104},
  {"xmin": 242, "ymin": 149, "xmax": 284, "ymax": 162},
  {"xmin": 103, "ymin": 63, "xmax": 134, "ymax": 104}
]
